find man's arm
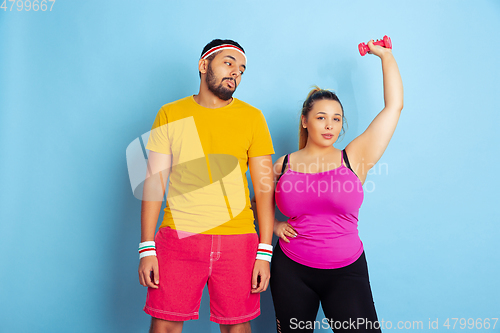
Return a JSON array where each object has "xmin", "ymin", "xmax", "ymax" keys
[
  {"xmin": 248, "ymin": 155, "xmax": 274, "ymax": 293},
  {"xmin": 138, "ymin": 151, "xmax": 171, "ymax": 289}
]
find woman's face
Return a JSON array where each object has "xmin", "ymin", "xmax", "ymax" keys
[{"xmin": 302, "ymin": 99, "xmax": 343, "ymax": 147}]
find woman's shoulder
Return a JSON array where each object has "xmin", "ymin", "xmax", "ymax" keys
[
  {"xmin": 274, "ymin": 154, "xmax": 287, "ymax": 164},
  {"xmin": 274, "ymin": 151, "xmax": 299, "ymax": 165},
  {"xmin": 273, "ymin": 154, "xmax": 287, "ymax": 173},
  {"xmin": 273, "ymin": 152, "xmax": 296, "ymax": 177}
]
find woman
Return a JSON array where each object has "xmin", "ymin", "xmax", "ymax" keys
[{"xmin": 270, "ymin": 40, "xmax": 403, "ymax": 332}]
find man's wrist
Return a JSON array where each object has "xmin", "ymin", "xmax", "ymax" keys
[
  {"xmin": 256, "ymin": 243, "xmax": 273, "ymax": 262},
  {"xmin": 139, "ymin": 241, "xmax": 156, "ymax": 259}
]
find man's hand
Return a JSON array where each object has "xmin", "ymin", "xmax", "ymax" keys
[
  {"xmin": 251, "ymin": 259, "xmax": 270, "ymax": 293},
  {"xmin": 138, "ymin": 256, "xmax": 160, "ymax": 289}
]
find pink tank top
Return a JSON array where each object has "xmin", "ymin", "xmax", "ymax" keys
[{"xmin": 275, "ymin": 150, "xmax": 364, "ymax": 269}]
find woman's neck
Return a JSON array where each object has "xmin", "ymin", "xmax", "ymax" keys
[{"xmin": 302, "ymin": 142, "xmax": 337, "ymax": 157}]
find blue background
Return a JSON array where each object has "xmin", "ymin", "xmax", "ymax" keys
[{"xmin": 1, "ymin": 0, "xmax": 499, "ymax": 332}]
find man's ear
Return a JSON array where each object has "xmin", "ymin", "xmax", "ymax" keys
[{"xmin": 198, "ymin": 59, "xmax": 208, "ymax": 75}]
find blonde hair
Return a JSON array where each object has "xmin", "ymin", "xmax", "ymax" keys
[{"xmin": 299, "ymin": 86, "xmax": 347, "ymax": 149}]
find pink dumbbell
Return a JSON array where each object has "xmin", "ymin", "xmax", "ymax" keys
[{"xmin": 358, "ymin": 35, "xmax": 392, "ymax": 56}]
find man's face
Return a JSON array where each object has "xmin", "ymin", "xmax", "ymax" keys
[{"xmin": 205, "ymin": 49, "xmax": 246, "ymax": 101}]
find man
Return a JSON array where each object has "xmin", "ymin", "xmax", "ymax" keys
[{"xmin": 138, "ymin": 39, "xmax": 275, "ymax": 333}]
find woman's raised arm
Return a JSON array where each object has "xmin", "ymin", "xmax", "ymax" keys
[{"xmin": 346, "ymin": 40, "xmax": 404, "ymax": 179}]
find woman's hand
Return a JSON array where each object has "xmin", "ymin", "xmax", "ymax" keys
[
  {"xmin": 367, "ymin": 40, "xmax": 393, "ymax": 59},
  {"xmin": 274, "ymin": 220, "xmax": 297, "ymax": 243}
]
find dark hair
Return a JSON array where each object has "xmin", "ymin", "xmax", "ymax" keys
[
  {"xmin": 200, "ymin": 39, "xmax": 245, "ymax": 58},
  {"xmin": 299, "ymin": 87, "xmax": 347, "ymax": 149},
  {"xmin": 199, "ymin": 39, "xmax": 245, "ymax": 78}
]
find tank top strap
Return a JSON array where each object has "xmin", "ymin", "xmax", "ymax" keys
[
  {"xmin": 340, "ymin": 150, "xmax": 345, "ymax": 166},
  {"xmin": 342, "ymin": 149, "xmax": 353, "ymax": 171},
  {"xmin": 278, "ymin": 154, "xmax": 290, "ymax": 181},
  {"xmin": 282, "ymin": 154, "xmax": 289, "ymax": 172}
]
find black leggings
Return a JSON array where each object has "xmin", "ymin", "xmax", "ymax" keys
[{"xmin": 270, "ymin": 244, "xmax": 381, "ymax": 333}]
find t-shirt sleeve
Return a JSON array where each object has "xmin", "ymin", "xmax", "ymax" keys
[
  {"xmin": 248, "ymin": 110, "xmax": 275, "ymax": 158},
  {"xmin": 145, "ymin": 106, "xmax": 172, "ymax": 155}
]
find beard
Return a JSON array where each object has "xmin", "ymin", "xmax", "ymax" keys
[{"xmin": 206, "ymin": 63, "xmax": 236, "ymax": 101}]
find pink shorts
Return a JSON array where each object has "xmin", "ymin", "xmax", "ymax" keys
[{"xmin": 144, "ymin": 227, "xmax": 260, "ymax": 325}]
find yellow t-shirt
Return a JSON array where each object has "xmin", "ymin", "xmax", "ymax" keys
[{"xmin": 146, "ymin": 96, "xmax": 275, "ymax": 235}]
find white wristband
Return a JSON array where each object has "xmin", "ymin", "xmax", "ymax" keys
[
  {"xmin": 139, "ymin": 250, "xmax": 157, "ymax": 259},
  {"xmin": 139, "ymin": 241, "xmax": 156, "ymax": 259},
  {"xmin": 256, "ymin": 243, "xmax": 273, "ymax": 262},
  {"xmin": 258, "ymin": 243, "xmax": 273, "ymax": 251}
]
